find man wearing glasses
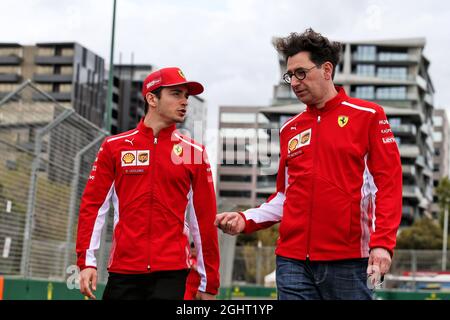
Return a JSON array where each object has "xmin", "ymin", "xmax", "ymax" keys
[{"xmin": 216, "ymin": 28, "xmax": 402, "ymax": 300}]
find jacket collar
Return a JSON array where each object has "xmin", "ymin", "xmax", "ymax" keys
[
  {"xmin": 306, "ymin": 86, "xmax": 348, "ymax": 115},
  {"xmin": 137, "ymin": 118, "xmax": 177, "ymax": 139}
]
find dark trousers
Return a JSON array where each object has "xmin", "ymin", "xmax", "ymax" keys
[{"xmin": 102, "ymin": 269, "xmax": 189, "ymax": 300}]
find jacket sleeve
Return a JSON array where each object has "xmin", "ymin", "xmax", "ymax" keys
[
  {"xmin": 240, "ymin": 155, "xmax": 286, "ymax": 233},
  {"xmin": 367, "ymin": 107, "xmax": 403, "ymax": 256},
  {"xmin": 187, "ymin": 148, "xmax": 220, "ymax": 295},
  {"xmin": 76, "ymin": 138, "xmax": 115, "ymax": 270}
]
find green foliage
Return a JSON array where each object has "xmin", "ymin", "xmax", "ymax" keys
[
  {"xmin": 436, "ymin": 176, "xmax": 450, "ymax": 231},
  {"xmin": 396, "ymin": 218, "xmax": 448, "ymax": 249}
]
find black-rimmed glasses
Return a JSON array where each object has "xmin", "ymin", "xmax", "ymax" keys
[{"xmin": 283, "ymin": 65, "xmax": 318, "ymax": 84}]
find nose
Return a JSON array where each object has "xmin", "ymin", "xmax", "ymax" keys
[{"xmin": 290, "ymin": 76, "xmax": 303, "ymax": 88}]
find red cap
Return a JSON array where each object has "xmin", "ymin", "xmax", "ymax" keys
[{"xmin": 142, "ymin": 67, "xmax": 204, "ymax": 98}]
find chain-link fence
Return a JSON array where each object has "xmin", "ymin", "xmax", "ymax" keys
[{"xmin": 0, "ymin": 81, "xmax": 110, "ymax": 283}]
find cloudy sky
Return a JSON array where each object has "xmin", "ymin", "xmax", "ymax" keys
[{"xmin": 1, "ymin": 0, "xmax": 449, "ymax": 167}]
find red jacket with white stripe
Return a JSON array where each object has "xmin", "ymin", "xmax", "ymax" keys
[
  {"xmin": 241, "ymin": 87, "xmax": 402, "ymax": 261},
  {"xmin": 76, "ymin": 120, "xmax": 220, "ymax": 295}
]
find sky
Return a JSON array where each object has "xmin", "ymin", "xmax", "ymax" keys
[{"xmin": 1, "ymin": 0, "xmax": 450, "ymax": 169}]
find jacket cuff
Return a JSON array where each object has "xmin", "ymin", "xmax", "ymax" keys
[{"xmin": 238, "ymin": 211, "xmax": 249, "ymax": 233}]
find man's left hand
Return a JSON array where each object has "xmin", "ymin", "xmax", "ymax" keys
[{"xmin": 367, "ymin": 247, "xmax": 391, "ymax": 276}]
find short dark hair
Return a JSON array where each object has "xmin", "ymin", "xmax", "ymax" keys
[
  {"xmin": 275, "ymin": 28, "xmax": 342, "ymax": 79},
  {"xmin": 144, "ymin": 87, "xmax": 163, "ymax": 114}
]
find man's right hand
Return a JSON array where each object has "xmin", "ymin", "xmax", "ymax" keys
[
  {"xmin": 214, "ymin": 212, "xmax": 245, "ymax": 235},
  {"xmin": 79, "ymin": 267, "xmax": 97, "ymax": 300}
]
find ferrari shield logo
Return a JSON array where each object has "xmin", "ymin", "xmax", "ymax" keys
[
  {"xmin": 173, "ymin": 144, "xmax": 183, "ymax": 157},
  {"xmin": 338, "ymin": 116, "xmax": 349, "ymax": 127}
]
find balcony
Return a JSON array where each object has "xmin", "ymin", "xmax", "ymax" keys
[
  {"xmin": 351, "ymin": 53, "xmax": 418, "ymax": 64},
  {"xmin": 219, "ymin": 181, "xmax": 253, "ymax": 191},
  {"xmin": 415, "ymin": 155, "xmax": 425, "ymax": 167},
  {"xmin": 34, "ymin": 56, "xmax": 73, "ymax": 65},
  {"xmin": 391, "ymin": 124, "xmax": 417, "ymax": 136},
  {"xmin": 32, "ymin": 73, "xmax": 73, "ymax": 83},
  {"xmin": 422, "ymin": 168, "xmax": 433, "ymax": 178},
  {"xmin": 218, "ymin": 166, "xmax": 253, "ymax": 175},
  {"xmin": 420, "ymin": 123, "xmax": 432, "ymax": 136},
  {"xmin": 425, "ymin": 93, "xmax": 434, "ymax": 106},
  {"xmin": 399, "ymin": 145, "xmax": 420, "ymax": 158},
  {"xmin": 402, "ymin": 165, "xmax": 416, "ymax": 176},
  {"xmin": 0, "ymin": 55, "xmax": 22, "ymax": 65},
  {"xmin": 0, "ymin": 73, "xmax": 21, "ymax": 82},
  {"xmin": 32, "ymin": 92, "xmax": 71, "ymax": 101},
  {"xmin": 403, "ymin": 185, "xmax": 421, "ymax": 200}
]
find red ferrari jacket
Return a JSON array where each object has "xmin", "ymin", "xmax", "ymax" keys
[
  {"xmin": 76, "ymin": 120, "xmax": 220, "ymax": 295},
  {"xmin": 241, "ymin": 87, "xmax": 402, "ymax": 261}
]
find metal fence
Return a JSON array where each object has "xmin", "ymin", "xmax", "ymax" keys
[
  {"xmin": 1, "ymin": 84, "xmax": 448, "ymax": 290},
  {"xmin": 0, "ymin": 81, "xmax": 110, "ymax": 283}
]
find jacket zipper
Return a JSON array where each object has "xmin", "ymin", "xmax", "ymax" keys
[
  {"xmin": 147, "ymin": 136, "xmax": 158, "ymax": 271},
  {"xmin": 306, "ymin": 114, "xmax": 321, "ymax": 259}
]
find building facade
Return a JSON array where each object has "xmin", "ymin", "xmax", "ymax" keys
[
  {"xmin": 108, "ymin": 64, "xmax": 151, "ymax": 134},
  {"xmin": 0, "ymin": 42, "xmax": 105, "ymax": 127},
  {"xmin": 432, "ymin": 109, "xmax": 450, "ymax": 217}
]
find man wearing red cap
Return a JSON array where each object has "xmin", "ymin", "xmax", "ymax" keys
[{"xmin": 76, "ymin": 67, "xmax": 220, "ymax": 300}]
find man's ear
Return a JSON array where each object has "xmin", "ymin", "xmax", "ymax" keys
[
  {"xmin": 323, "ymin": 61, "xmax": 334, "ymax": 81},
  {"xmin": 146, "ymin": 92, "xmax": 158, "ymax": 109}
]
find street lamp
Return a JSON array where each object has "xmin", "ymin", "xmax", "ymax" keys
[
  {"xmin": 443, "ymin": 204, "xmax": 449, "ymax": 271},
  {"xmin": 105, "ymin": 0, "xmax": 117, "ymax": 133}
]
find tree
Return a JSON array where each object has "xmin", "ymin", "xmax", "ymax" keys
[
  {"xmin": 436, "ymin": 176, "xmax": 450, "ymax": 232},
  {"xmin": 396, "ymin": 218, "xmax": 445, "ymax": 249},
  {"xmin": 396, "ymin": 176, "xmax": 450, "ymax": 250}
]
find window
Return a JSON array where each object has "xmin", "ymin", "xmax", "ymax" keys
[
  {"xmin": 0, "ymin": 83, "xmax": 19, "ymax": 92},
  {"xmin": 221, "ymin": 175, "xmax": 252, "ymax": 183},
  {"xmin": 389, "ymin": 118, "xmax": 401, "ymax": 126},
  {"xmin": 377, "ymin": 67, "xmax": 407, "ymax": 80},
  {"xmin": 61, "ymin": 48, "xmax": 74, "ymax": 57},
  {"xmin": 60, "ymin": 84, "xmax": 72, "ymax": 93},
  {"xmin": 0, "ymin": 66, "xmax": 20, "ymax": 74},
  {"xmin": 219, "ymin": 190, "xmax": 251, "ymax": 198},
  {"xmin": 376, "ymin": 87, "xmax": 406, "ymax": 100},
  {"xmin": 61, "ymin": 66, "xmax": 73, "ymax": 75},
  {"xmin": 378, "ymin": 52, "xmax": 409, "ymax": 61},
  {"xmin": 435, "ymin": 148, "xmax": 441, "ymax": 156},
  {"xmin": 37, "ymin": 47, "xmax": 54, "ymax": 56},
  {"xmin": 356, "ymin": 65, "xmax": 375, "ymax": 77},
  {"xmin": 221, "ymin": 113, "xmax": 257, "ymax": 123},
  {"xmin": 355, "ymin": 46, "xmax": 376, "ymax": 61},
  {"xmin": 355, "ymin": 86, "xmax": 374, "ymax": 99},
  {"xmin": 433, "ymin": 116, "xmax": 443, "ymax": 127},
  {"xmin": 36, "ymin": 66, "xmax": 53, "ymax": 74},
  {"xmin": 433, "ymin": 132, "xmax": 443, "ymax": 142},
  {"xmin": 82, "ymin": 48, "xmax": 87, "ymax": 68}
]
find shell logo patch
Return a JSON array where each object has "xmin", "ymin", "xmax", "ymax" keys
[
  {"xmin": 338, "ymin": 115, "xmax": 349, "ymax": 128},
  {"xmin": 121, "ymin": 150, "xmax": 150, "ymax": 166},
  {"xmin": 122, "ymin": 152, "xmax": 135, "ymax": 165},
  {"xmin": 173, "ymin": 144, "xmax": 183, "ymax": 157},
  {"xmin": 288, "ymin": 128, "xmax": 312, "ymax": 153},
  {"xmin": 289, "ymin": 139, "xmax": 299, "ymax": 152},
  {"xmin": 178, "ymin": 69, "xmax": 186, "ymax": 79}
]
